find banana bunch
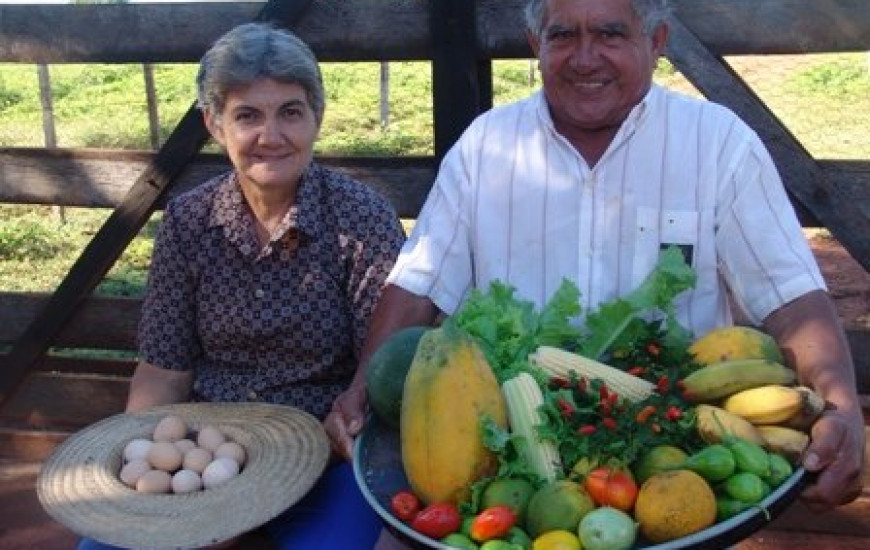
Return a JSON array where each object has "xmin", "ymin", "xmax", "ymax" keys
[{"xmin": 683, "ymin": 327, "xmax": 828, "ymax": 464}]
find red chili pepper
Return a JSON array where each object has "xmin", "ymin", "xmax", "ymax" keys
[
  {"xmin": 599, "ymin": 401, "xmax": 612, "ymax": 416},
  {"xmin": 551, "ymin": 377, "xmax": 571, "ymax": 389},
  {"xmin": 627, "ymin": 366, "xmax": 646, "ymax": 376},
  {"xmin": 557, "ymin": 398, "xmax": 574, "ymax": 418},
  {"xmin": 635, "ymin": 405, "xmax": 657, "ymax": 424},
  {"xmin": 578, "ymin": 425, "xmax": 597, "ymax": 435},
  {"xmin": 577, "ymin": 378, "xmax": 588, "ymax": 393},
  {"xmin": 666, "ymin": 406, "xmax": 683, "ymax": 421},
  {"xmin": 607, "ymin": 391, "xmax": 619, "ymax": 406},
  {"xmin": 390, "ymin": 490, "xmax": 421, "ymax": 523},
  {"xmin": 601, "ymin": 417, "xmax": 618, "ymax": 431},
  {"xmin": 646, "ymin": 343, "xmax": 661, "ymax": 357},
  {"xmin": 598, "ymin": 384, "xmax": 609, "ymax": 401},
  {"xmin": 655, "ymin": 375, "xmax": 669, "ymax": 394}
]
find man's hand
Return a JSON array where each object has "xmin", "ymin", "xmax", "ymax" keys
[
  {"xmin": 324, "ymin": 384, "xmax": 368, "ymax": 461},
  {"xmin": 800, "ymin": 407, "xmax": 865, "ymax": 510}
]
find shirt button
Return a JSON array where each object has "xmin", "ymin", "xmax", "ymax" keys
[
  {"xmin": 247, "ymin": 389, "xmax": 258, "ymax": 400},
  {"xmin": 254, "ymin": 288, "xmax": 265, "ymax": 299}
]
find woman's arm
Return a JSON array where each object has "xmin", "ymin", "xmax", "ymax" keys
[
  {"xmin": 763, "ymin": 289, "xmax": 865, "ymax": 509},
  {"xmin": 126, "ymin": 361, "xmax": 194, "ymax": 413}
]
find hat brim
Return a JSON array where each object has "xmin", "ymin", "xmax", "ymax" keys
[{"xmin": 37, "ymin": 402, "xmax": 330, "ymax": 549}]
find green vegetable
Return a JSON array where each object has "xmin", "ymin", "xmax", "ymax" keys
[
  {"xmin": 505, "ymin": 526, "xmax": 532, "ymax": 550},
  {"xmin": 682, "ymin": 444, "xmax": 736, "ymax": 482},
  {"xmin": 764, "ymin": 453, "xmax": 794, "ymax": 487},
  {"xmin": 715, "ymin": 495, "xmax": 754, "ymax": 521},
  {"xmin": 450, "ymin": 279, "xmax": 581, "ymax": 383},
  {"xmin": 722, "ymin": 472, "xmax": 771, "ymax": 504},
  {"xmin": 729, "ymin": 439, "xmax": 771, "ymax": 478},
  {"xmin": 442, "ymin": 532, "xmax": 479, "ymax": 549},
  {"xmin": 579, "ymin": 246, "xmax": 696, "ymax": 360}
]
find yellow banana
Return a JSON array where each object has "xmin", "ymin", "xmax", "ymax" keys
[
  {"xmin": 722, "ymin": 385, "xmax": 803, "ymax": 425},
  {"xmin": 782, "ymin": 386, "xmax": 826, "ymax": 431},
  {"xmin": 695, "ymin": 404, "xmax": 765, "ymax": 446},
  {"xmin": 681, "ymin": 359, "xmax": 796, "ymax": 403},
  {"xmin": 757, "ymin": 425, "xmax": 810, "ymax": 465}
]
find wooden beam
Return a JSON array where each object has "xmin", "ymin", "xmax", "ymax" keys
[
  {"xmin": 0, "ymin": 0, "xmax": 316, "ymax": 406},
  {"xmin": 0, "ymin": 148, "xmax": 437, "ymax": 218},
  {"xmin": 3, "ymin": 148, "xmax": 864, "ymax": 225},
  {"xmin": 665, "ymin": 16, "xmax": 870, "ymax": 273},
  {"xmin": 1, "ymin": 0, "xmax": 868, "ymax": 64}
]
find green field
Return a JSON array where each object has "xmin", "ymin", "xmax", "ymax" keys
[{"xmin": 0, "ymin": 54, "xmax": 868, "ymax": 296}]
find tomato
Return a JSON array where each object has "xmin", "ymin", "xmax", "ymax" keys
[
  {"xmin": 411, "ymin": 502, "xmax": 462, "ymax": 539},
  {"xmin": 470, "ymin": 505, "xmax": 517, "ymax": 542},
  {"xmin": 583, "ymin": 467, "xmax": 638, "ymax": 511},
  {"xmin": 390, "ymin": 490, "xmax": 421, "ymax": 523}
]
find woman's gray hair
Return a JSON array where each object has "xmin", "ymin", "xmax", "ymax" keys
[
  {"xmin": 524, "ymin": 0, "xmax": 671, "ymax": 38},
  {"xmin": 196, "ymin": 22, "xmax": 325, "ymax": 126}
]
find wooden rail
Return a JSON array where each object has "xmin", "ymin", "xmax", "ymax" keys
[{"xmin": 1, "ymin": 0, "xmax": 869, "ymax": 63}]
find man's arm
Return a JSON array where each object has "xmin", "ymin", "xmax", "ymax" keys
[
  {"xmin": 126, "ymin": 361, "xmax": 194, "ymax": 413},
  {"xmin": 763, "ymin": 289, "xmax": 865, "ymax": 509},
  {"xmin": 325, "ymin": 284, "xmax": 441, "ymax": 460}
]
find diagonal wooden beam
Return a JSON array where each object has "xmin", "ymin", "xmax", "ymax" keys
[
  {"xmin": 664, "ymin": 16, "xmax": 870, "ymax": 272},
  {"xmin": 0, "ymin": 0, "xmax": 314, "ymax": 406}
]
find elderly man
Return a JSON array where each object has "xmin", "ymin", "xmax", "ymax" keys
[{"xmin": 330, "ymin": 0, "xmax": 864, "ymax": 523}]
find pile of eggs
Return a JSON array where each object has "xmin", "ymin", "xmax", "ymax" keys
[{"xmin": 119, "ymin": 414, "xmax": 246, "ymax": 494}]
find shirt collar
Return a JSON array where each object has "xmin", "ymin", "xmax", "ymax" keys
[
  {"xmin": 206, "ymin": 164, "xmax": 324, "ymax": 258},
  {"xmin": 534, "ymin": 85, "xmax": 656, "ymax": 134}
]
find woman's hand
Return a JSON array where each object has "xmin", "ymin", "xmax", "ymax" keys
[
  {"xmin": 800, "ymin": 406, "xmax": 866, "ymax": 510},
  {"xmin": 324, "ymin": 384, "xmax": 368, "ymax": 461}
]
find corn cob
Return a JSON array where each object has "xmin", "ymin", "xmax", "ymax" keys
[
  {"xmin": 529, "ymin": 346, "xmax": 655, "ymax": 403},
  {"xmin": 501, "ymin": 372, "xmax": 562, "ymax": 482}
]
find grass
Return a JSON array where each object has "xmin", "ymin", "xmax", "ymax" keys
[{"xmin": 0, "ymin": 54, "xmax": 868, "ymax": 298}]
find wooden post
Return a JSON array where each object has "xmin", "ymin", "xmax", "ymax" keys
[
  {"xmin": 36, "ymin": 63, "xmax": 65, "ymax": 224},
  {"xmin": 143, "ymin": 63, "xmax": 161, "ymax": 149},
  {"xmin": 430, "ymin": 0, "xmax": 491, "ymax": 161},
  {"xmin": 379, "ymin": 61, "xmax": 390, "ymax": 129}
]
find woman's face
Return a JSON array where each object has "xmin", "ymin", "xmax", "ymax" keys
[{"xmin": 205, "ymin": 78, "xmax": 319, "ymax": 193}]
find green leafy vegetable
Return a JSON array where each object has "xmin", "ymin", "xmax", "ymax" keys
[
  {"xmin": 449, "ymin": 278, "xmax": 582, "ymax": 383},
  {"xmin": 578, "ymin": 246, "xmax": 696, "ymax": 360}
]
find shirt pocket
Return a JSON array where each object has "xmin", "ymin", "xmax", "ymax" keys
[{"xmin": 632, "ymin": 207, "xmax": 699, "ymax": 286}]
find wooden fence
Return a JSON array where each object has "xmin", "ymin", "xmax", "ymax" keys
[{"xmin": 0, "ymin": 0, "xmax": 869, "ymax": 461}]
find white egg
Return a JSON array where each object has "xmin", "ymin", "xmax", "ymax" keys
[
  {"xmin": 119, "ymin": 459, "xmax": 152, "ymax": 487},
  {"xmin": 196, "ymin": 425, "xmax": 226, "ymax": 452},
  {"xmin": 214, "ymin": 441, "xmax": 246, "ymax": 467},
  {"xmin": 171, "ymin": 469, "xmax": 203, "ymax": 494},
  {"xmin": 182, "ymin": 447, "xmax": 213, "ymax": 474},
  {"xmin": 174, "ymin": 438, "xmax": 197, "ymax": 454},
  {"xmin": 153, "ymin": 415, "xmax": 188, "ymax": 442},
  {"xmin": 201, "ymin": 457, "xmax": 240, "ymax": 489},
  {"xmin": 136, "ymin": 469, "xmax": 172, "ymax": 494},
  {"xmin": 122, "ymin": 438, "xmax": 153, "ymax": 463},
  {"xmin": 147, "ymin": 440, "xmax": 183, "ymax": 472}
]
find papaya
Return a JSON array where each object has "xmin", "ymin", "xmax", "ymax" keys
[
  {"xmin": 365, "ymin": 326, "xmax": 430, "ymax": 428},
  {"xmin": 400, "ymin": 323, "xmax": 507, "ymax": 505},
  {"xmin": 688, "ymin": 326, "xmax": 784, "ymax": 366}
]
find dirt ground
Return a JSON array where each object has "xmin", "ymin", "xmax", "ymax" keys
[{"xmin": 806, "ymin": 229, "xmax": 870, "ymax": 330}]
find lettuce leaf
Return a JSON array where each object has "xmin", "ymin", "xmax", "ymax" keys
[{"xmin": 578, "ymin": 246, "xmax": 697, "ymax": 359}]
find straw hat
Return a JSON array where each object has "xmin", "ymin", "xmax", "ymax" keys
[{"xmin": 37, "ymin": 402, "xmax": 330, "ymax": 549}]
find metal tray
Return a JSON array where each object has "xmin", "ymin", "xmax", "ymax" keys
[{"xmin": 353, "ymin": 415, "xmax": 809, "ymax": 549}]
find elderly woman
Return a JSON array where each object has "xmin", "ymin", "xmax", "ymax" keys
[{"xmin": 77, "ymin": 22, "xmax": 404, "ymax": 550}]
